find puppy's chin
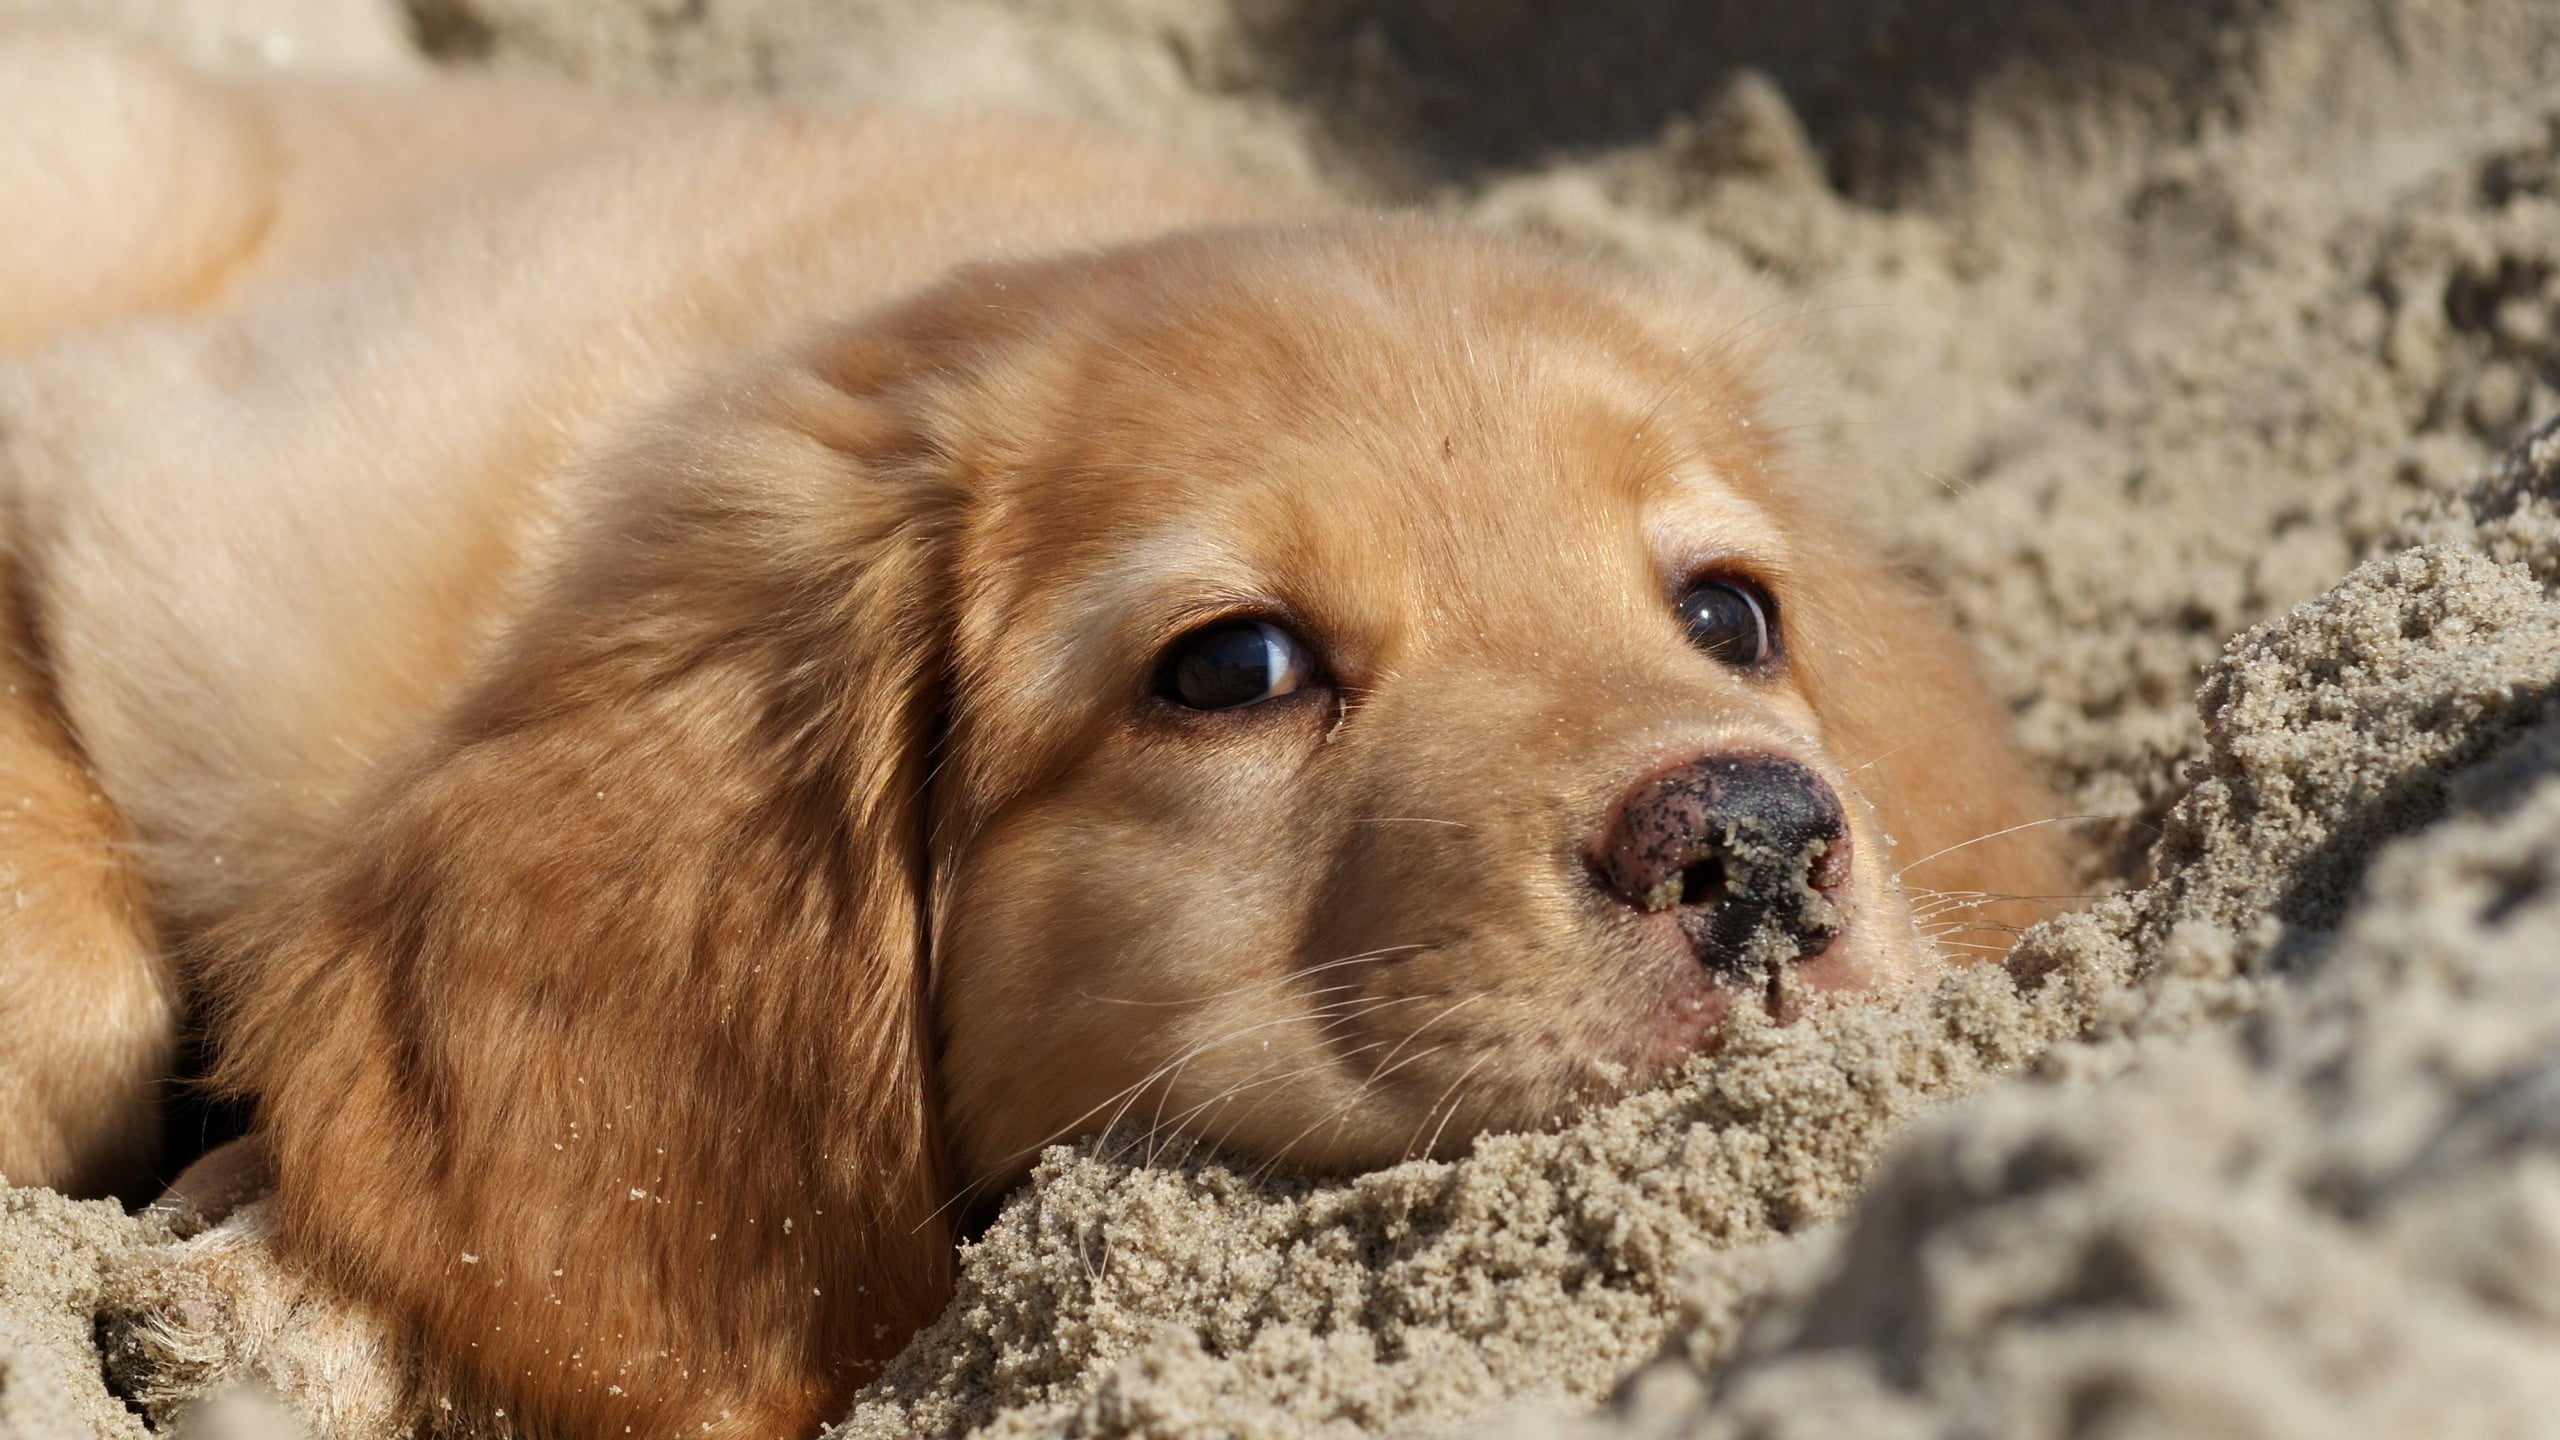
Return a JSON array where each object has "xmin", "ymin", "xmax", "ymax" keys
[
  {"xmin": 1601, "ymin": 898, "xmax": 1931, "ymax": 1097},
  {"xmin": 1621, "ymin": 973, "xmax": 1745, "ymax": 1082},
  {"xmin": 1780, "ymin": 920, "xmax": 1938, "ymax": 1012}
]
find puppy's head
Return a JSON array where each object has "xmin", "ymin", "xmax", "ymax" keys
[
  {"xmin": 886, "ymin": 222, "xmax": 2070, "ymax": 1185},
  {"xmin": 220, "ymin": 220, "xmax": 2067, "ymax": 1440}
]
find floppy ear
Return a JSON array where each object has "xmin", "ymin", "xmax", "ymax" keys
[{"xmin": 204, "ymin": 328, "xmax": 969, "ymax": 1440}]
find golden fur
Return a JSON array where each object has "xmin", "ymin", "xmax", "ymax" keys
[{"xmin": 0, "ymin": 30, "xmax": 2073, "ymax": 1440}]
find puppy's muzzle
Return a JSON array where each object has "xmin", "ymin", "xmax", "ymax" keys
[{"xmin": 1592, "ymin": 754, "xmax": 1852, "ymax": 974}]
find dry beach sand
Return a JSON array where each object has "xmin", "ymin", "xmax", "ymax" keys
[{"xmin": 8, "ymin": 1, "xmax": 2560, "ymax": 1436}]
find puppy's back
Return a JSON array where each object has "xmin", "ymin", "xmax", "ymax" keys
[
  {"xmin": 0, "ymin": 28, "xmax": 274, "ymax": 350},
  {"xmin": 3, "ymin": 78, "xmax": 1263, "ymax": 926}
]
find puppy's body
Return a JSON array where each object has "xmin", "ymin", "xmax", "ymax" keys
[{"xmin": 0, "ymin": 33, "xmax": 2071, "ymax": 1440}]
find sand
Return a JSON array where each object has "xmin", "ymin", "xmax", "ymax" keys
[{"xmin": 6, "ymin": 0, "xmax": 2560, "ymax": 1436}]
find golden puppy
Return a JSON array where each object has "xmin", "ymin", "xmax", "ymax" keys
[{"xmin": 0, "ymin": 31, "xmax": 2072, "ymax": 1440}]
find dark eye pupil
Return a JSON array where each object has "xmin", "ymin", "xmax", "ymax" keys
[
  {"xmin": 1677, "ymin": 581, "xmax": 1771, "ymax": 665},
  {"xmin": 1165, "ymin": 620, "xmax": 1307, "ymax": 710}
]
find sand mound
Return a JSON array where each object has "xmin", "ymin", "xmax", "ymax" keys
[{"xmin": 7, "ymin": 1, "xmax": 2560, "ymax": 1437}]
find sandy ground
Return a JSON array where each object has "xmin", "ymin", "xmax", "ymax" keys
[{"xmin": 6, "ymin": 0, "xmax": 2560, "ymax": 1436}]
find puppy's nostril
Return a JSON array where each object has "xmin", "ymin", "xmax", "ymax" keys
[
  {"xmin": 1592, "ymin": 753, "xmax": 1852, "ymax": 975},
  {"xmin": 1676, "ymin": 857, "xmax": 1727, "ymax": 908}
]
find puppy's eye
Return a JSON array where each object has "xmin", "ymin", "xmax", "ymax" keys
[
  {"xmin": 1159, "ymin": 619, "xmax": 1313, "ymax": 710},
  {"xmin": 1676, "ymin": 578, "xmax": 1775, "ymax": 667}
]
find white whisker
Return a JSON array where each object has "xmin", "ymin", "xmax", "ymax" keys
[
  {"xmin": 1897, "ymin": 814, "xmax": 2118, "ymax": 874},
  {"xmin": 1240, "ymin": 1041, "xmax": 1453, "ymax": 1186},
  {"xmin": 1073, "ymin": 944, "xmax": 1428, "ymax": 1009},
  {"xmin": 1412, "ymin": 1051, "xmax": 1499, "ymax": 1162}
]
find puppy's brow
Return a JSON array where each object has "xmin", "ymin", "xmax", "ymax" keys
[
  {"xmin": 1010, "ymin": 523, "xmax": 1268, "ymax": 704},
  {"xmin": 1649, "ymin": 468, "xmax": 1793, "ymax": 577}
]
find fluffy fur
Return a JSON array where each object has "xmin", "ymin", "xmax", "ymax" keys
[{"xmin": 0, "ymin": 31, "xmax": 2073, "ymax": 1440}]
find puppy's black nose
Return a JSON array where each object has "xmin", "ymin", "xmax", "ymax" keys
[{"xmin": 1591, "ymin": 753, "xmax": 1851, "ymax": 974}]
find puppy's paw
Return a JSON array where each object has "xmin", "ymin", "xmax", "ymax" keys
[{"xmin": 102, "ymin": 1200, "xmax": 423, "ymax": 1440}]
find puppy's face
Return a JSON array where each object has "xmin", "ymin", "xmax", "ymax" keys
[
  {"xmin": 187, "ymin": 219, "xmax": 2067, "ymax": 1440},
  {"xmin": 918, "ymin": 227, "xmax": 2030, "ymax": 1187}
]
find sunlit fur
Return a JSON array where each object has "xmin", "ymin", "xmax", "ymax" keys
[{"xmin": 0, "ymin": 31, "xmax": 2073, "ymax": 1440}]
